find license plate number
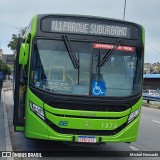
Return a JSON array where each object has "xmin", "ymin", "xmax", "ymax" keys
[{"xmin": 78, "ymin": 136, "xmax": 96, "ymax": 143}]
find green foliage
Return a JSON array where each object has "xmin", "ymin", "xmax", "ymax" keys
[
  {"xmin": 8, "ymin": 27, "xmax": 27, "ymax": 54},
  {"xmin": 0, "ymin": 60, "xmax": 11, "ymax": 75}
]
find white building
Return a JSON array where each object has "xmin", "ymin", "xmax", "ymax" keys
[{"xmin": 2, "ymin": 54, "xmax": 14, "ymax": 65}]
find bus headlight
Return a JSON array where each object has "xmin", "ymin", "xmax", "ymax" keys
[
  {"xmin": 128, "ymin": 109, "xmax": 140, "ymax": 124},
  {"xmin": 30, "ymin": 102, "xmax": 45, "ymax": 120}
]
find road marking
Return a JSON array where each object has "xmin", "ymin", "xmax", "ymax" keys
[
  {"xmin": 129, "ymin": 146, "xmax": 139, "ymax": 151},
  {"xmin": 152, "ymin": 120, "xmax": 160, "ymax": 124}
]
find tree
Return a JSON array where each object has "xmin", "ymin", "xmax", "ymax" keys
[
  {"xmin": 8, "ymin": 27, "xmax": 27, "ymax": 54},
  {"xmin": 0, "ymin": 60, "xmax": 11, "ymax": 75}
]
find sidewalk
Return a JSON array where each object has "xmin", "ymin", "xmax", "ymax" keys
[
  {"xmin": 0, "ymin": 88, "xmax": 13, "ymax": 160},
  {"xmin": 0, "ymin": 90, "xmax": 6, "ymax": 151}
]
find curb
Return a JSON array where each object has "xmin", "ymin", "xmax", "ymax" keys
[
  {"xmin": 142, "ymin": 101, "xmax": 160, "ymax": 110},
  {"xmin": 2, "ymin": 89, "xmax": 14, "ymax": 160}
]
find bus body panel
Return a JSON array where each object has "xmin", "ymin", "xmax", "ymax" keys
[
  {"xmin": 24, "ymin": 88, "xmax": 142, "ymax": 142},
  {"xmin": 14, "ymin": 14, "xmax": 144, "ymax": 144},
  {"xmin": 25, "ymin": 107, "xmax": 140, "ymax": 142}
]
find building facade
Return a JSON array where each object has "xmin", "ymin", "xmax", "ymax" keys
[
  {"xmin": 2, "ymin": 54, "xmax": 14, "ymax": 65},
  {"xmin": 143, "ymin": 74, "xmax": 160, "ymax": 90}
]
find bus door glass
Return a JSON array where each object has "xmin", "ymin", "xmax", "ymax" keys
[{"xmin": 13, "ymin": 38, "xmax": 26, "ymax": 130}]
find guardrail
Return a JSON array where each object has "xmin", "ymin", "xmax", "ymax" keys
[{"xmin": 143, "ymin": 96, "xmax": 160, "ymax": 103}]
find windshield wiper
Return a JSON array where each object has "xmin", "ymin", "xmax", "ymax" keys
[
  {"xmin": 99, "ymin": 39, "xmax": 122, "ymax": 67},
  {"xmin": 62, "ymin": 35, "xmax": 80, "ymax": 85},
  {"xmin": 97, "ymin": 50, "xmax": 101, "ymax": 81},
  {"xmin": 62, "ymin": 35, "xmax": 80, "ymax": 69}
]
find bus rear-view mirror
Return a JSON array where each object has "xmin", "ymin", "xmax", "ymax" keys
[{"xmin": 19, "ymin": 43, "xmax": 29, "ymax": 65}]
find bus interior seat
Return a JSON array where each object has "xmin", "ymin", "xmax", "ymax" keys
[{"xmin": 49, "ymin": 66, "xmax": 66, "ymax": 81}]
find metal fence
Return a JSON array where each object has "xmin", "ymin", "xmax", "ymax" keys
[{"xmin": 143, "ymin": 96, "xmax": 160, "ymax": 104}]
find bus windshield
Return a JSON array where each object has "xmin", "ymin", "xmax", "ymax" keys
[{"xmin": 30, "ymin": 39, "xmax": 142, "ymax": 97}]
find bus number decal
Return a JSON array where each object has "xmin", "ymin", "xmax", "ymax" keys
[
  {"xmin": 59, "ymin": 121, "xmax": 68, "ymax": 126},
  {"xmin": 101, "ymin": 122, "xmax": 118, "ymax": 129}
]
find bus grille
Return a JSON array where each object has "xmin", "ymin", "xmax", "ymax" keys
[
  {"xmin": 46, "ymin": 102, "xmax": 129, "ymax": 112},
  {"xmin": 46, "ymin": 119, "xmax": 126, "ymax": 136}
]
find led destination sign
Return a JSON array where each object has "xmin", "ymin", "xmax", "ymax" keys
[
  {"xmin": 41, "ymin": 18, "xmax": 133, "ymax": 38},
  {"xmin": 51, "ymin": 20, "xmax": 129, "ymax": 38}
]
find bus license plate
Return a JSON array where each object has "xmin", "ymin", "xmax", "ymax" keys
[{"xmin": 78, "ymin": 136, "xmax": 96, "ymax": 143}]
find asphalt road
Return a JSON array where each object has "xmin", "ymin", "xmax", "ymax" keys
[{"xmin": 2, "ymin": 88, "xmax": 160, "ymax": 160}]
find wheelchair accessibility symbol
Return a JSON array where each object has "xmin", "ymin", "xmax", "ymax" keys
[{"xmin": 92, "ymin": 80, "xmax": 106, "ymax": 96}]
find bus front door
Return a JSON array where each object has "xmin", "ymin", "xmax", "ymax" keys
[{"xmin": 13, "ymin": 38, "xmax": 26, "ymax": 131}]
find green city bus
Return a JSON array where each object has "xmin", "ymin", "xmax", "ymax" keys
[{"xmin": 13, "ymin": 14, "xmax": 144, "ymax": 143}]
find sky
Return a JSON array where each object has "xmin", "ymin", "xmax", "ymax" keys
[{"xmin": 0, "ymin": 0, "xmax": 160, "ymax": 63}]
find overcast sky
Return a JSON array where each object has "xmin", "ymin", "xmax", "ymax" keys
[{"xmin": 0, "ymin": 0, "xmax": 160, "ymax": 63}]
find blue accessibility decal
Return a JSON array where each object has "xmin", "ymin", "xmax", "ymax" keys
[{"xmin": 92, "ymin": 80, "xmax": 106, "ymax": 96}]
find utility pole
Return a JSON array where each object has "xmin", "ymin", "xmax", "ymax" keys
[
  {"xmin": 0, "ymin": 41, "xmax": 2, "ymax": 61},
  {"xmin": 123, "ymin": 0, "xmax": 127, "ymax": 20}
]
